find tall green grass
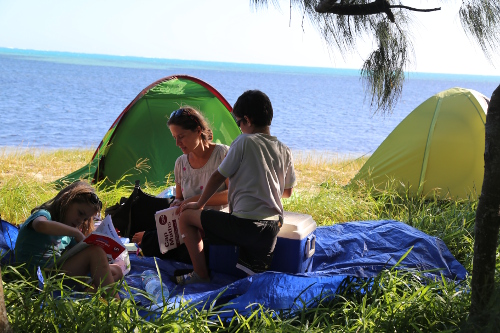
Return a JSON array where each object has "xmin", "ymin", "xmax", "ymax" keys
[{"xmin": 1, "ymin": 149, "xmax": 499, "ymax": 331}]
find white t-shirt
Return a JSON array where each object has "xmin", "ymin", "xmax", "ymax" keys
[
  {"xmin": 174, "ymin": 143, "xmax": 229, "ymax": 210},
  {"xmin": 218, "ymin": 133, "xmax": 296, "ymax": 220}
]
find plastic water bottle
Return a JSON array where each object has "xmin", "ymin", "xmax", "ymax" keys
[{"xmin": 141, "ymin": 270, "xmax": 169, "ymax": 304}]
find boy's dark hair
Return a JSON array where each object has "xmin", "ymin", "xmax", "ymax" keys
[{"xmin": 233, "ymin": 90, "xmax": 273, "ymax": 127}]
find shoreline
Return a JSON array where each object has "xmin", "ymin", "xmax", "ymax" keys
[
  {"xmin": 0, "ymin": 146, "xmax": 367, "ymax": 161},
  {"xmin": 0, "ymin": 146, "xmax": 96, "ymax": 155},
  {"xmin": 291, "ymin": 149, "xmax": 367, "ymax": 162},
  {"xmin": 4, "ymin": 47, "xmax": 500, "ymax": 79}
]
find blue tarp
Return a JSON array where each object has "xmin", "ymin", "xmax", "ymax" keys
[
  {"xmin": 125, "ymin": 220, "xmax": 467, "ymax": 315},
  {"xmin": 0, "ymin": 218, "xmax": 18, "ymax": 264},
  {"xmin": 1, "ymin": 219, "xmax": 467, "ymax": 316}
]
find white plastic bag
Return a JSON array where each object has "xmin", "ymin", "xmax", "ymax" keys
[
  {"xmin": 156, "ymin": 185, "xmax": 176, "ymax": 198},
  {"xmin": 113, "ymin": 250, "xmax": 131, "ymax": 275}
]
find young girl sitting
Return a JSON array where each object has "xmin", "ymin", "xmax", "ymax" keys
[{"xmin": 15, "ymin": 181, "xmax": 123, "ymax": 299}]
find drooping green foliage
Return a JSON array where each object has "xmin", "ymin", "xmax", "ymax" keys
[
  {"xmin": 460, "ymin": 0, "xmax": 500, "ymax": 60},
  {"xmin": 361, "ymin": 16, "xmax": 412, "ymax": 112},
  {"xmin": 250, "ymin": 0, "xmax": 499, "ymax": 113}
]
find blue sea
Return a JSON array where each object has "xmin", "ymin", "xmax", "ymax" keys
[{"xmin": 1, "ymin": 47, "xmax": 499, "ymax": 157}]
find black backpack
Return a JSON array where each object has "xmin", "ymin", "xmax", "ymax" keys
[{"xmin": 104, "ymin": 180, "xmax": 174, "ymax": 238}]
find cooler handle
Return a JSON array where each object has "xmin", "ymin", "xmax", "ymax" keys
[{"xmin": 305, "ymin": 234, "xmax": 316, "ymax": 258}]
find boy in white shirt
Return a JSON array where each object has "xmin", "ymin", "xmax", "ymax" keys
[{"xmin": 175, "ymin": 89, "xmax": 296, "ymax": 285}]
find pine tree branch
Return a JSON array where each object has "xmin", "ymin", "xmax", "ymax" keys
[
  {"xmin": 315, "ymin": 0, "xmax": 440, "ymax": 23},
  {"xmin": 391, "ymin": 5, "xmax": 441, "ymax": 13}
]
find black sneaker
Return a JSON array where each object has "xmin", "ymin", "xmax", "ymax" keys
[{"xmin": 173, "ymin": 271, "xmax": 210, "ymax": 285}]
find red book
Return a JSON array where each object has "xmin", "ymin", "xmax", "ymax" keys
[{"xmin": 58, "ymin": 215, "xmax": 125, "ymax": 264}]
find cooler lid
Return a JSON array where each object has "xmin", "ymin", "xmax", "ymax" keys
[{"xmin": 278, "ymin": 211, "xmax": 317, "ymax": 240}]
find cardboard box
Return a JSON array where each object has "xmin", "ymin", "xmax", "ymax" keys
[{"xmin": 208, "ymin": 211, "xmax": 316, "ymax": 277}]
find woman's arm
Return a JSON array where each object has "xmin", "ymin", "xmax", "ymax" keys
[
  {"xmin": 174, "ymin": 183, "xmax": 183, "ymax": 200},
  {"xmin": 206, "ymin": 186, "xmax": 229, "ymax": 206},
  {"xmin": 182, "ymin": 170, "xmax": 227, "ymax": 211},
  {"xmin": 183, "ymin": 190, "xmax": 228, "ymax": 206},
  {"xmin": 283, "ymin": 188, "xmax": 293, "ymax": 198},
  {"xmin": 182, "ymin": 178, "xmax": 230, "ymax": 206},
  {"xmin": 32, "ymin": 217, "xmax": 85, "ymax": 242},
  {"xmin": 170, "ymin": 183, "xmax": 185, "ymax": 207}
]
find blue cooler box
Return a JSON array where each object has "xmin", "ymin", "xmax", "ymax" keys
[{"xmin": 208, "ymin": 211, "xmax": 317, "ymax": 277}]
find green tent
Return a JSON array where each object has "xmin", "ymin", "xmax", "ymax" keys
[
  {"xmin": 55, "ymin": 75, "xmax": 241, "ymax": 188},
  {"xmin": 351, "ymin": 87, "xmax": 489, "ymax": 199}
]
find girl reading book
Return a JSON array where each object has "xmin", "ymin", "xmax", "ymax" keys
[{"xmin": 15, "ymin": 181, "xmax": 122, "ymax": 299}]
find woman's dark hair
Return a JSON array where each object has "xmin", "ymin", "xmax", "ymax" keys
[
  {"xmin": 233, "ymin": 90, "xmax": 273, "ymax": 127},
  {"xmin": 167, "ymin": 106, "xmax": 213, "ymax": 144},
  {"xmin": 33, "ymin": 180, "xmax": 101, "ymax": 235}
]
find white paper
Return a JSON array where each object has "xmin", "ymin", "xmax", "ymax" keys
[
  {"xmin": 95, "ymin": 215, "xmax": 121, "ymax": 239},
  {"xmin": 155, "ymin": 207, "xmax": 184, "ymax": 254}
]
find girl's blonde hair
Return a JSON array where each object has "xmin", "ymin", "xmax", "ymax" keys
[
  {"xmin": 33, "ymin": 181, "xmax": 101, "ymax": 235},
  {"xmin": 167, "ymin": 106, "xmax": 213, "ymax": 145}
]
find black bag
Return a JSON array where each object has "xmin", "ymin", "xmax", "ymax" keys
[{"xmin": 104, "ymin": 180, "xmax": 174, "ymax": 238}]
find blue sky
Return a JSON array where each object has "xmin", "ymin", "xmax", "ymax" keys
[{"xmin": 1, "ymin": 0, "xmax": 499, "ymax": 76}]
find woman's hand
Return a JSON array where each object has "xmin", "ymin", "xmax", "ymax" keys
[
  {"xmin": 131, "ymin": 231, "xmax": 145, "ymax": 245},
  {"xmin": 180, "ymin": 201, "xmax": 202, "ymax": 212},
  {"xmin": 170, "ymin": 198, "xmax": 183, "ymax": 208}
]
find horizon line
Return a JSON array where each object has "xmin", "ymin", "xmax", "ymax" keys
[{"xmin": 1, "ymin": 46, "xmax": 500, "ymax": 79}]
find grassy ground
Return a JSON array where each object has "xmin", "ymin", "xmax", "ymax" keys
[{"xmin": 1, "ymin": 148, "xmax": 499, "ymax": 332}]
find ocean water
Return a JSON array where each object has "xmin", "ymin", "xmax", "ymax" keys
[{"xmin": 1, "ymin": 48, "xmax": 499, "ymax": 156}]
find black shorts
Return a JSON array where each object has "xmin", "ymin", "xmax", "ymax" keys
[{"xmin": 200, "ymin": 210, "xmax": 281, "ymax": 273}]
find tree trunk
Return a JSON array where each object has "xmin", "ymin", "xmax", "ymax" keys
[
  {"xmin": 470, "ymin": 84, "xmax": 500, "ymax": 324},
  {"xmin": 0, "ymin": 268, "xmax": 13, "ymax": 333}
]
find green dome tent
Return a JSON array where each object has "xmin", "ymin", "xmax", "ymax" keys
[
  {"xmin": 55, "ymin": 75, "xmax": 241, "ymax": 188},
  {"xmin": 351, "ymin": 87, "xmax": 489, "ymax": 200}
]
